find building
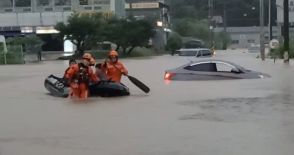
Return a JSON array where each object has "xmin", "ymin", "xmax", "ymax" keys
[
  {"xmin": 276, "ymin": 0, "xmax": 294, "ymax": 25},
  {"xmin": 214, "ymin": 27, "xmax": 281, "ymax": 49},
  {"xmin": 125, "ymin": 0, "xmax": 170, "ymax": 50},
  {"xmin": 212, "ymin": 0, "xmax": 294, "ymax": 49},
  {"xmin": 0, "ymin": 0, "xmax": 126, "ymax": 51}
]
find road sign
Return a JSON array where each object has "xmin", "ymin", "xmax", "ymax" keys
[{"xmin": 269, "ymin": 39, "xmax": 279, "ymax": 49}]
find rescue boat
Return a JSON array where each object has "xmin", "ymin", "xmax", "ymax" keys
[{"xmin": 44, "ymin": 75, "xmax": 130, "ymax": 98}]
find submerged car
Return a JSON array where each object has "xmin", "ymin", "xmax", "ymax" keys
[
  {"xmin": 164, "ymin": 59, "xmax": 270, "ymax": 81},
  {"xmin": 176, "ymin": 48, "xmax": 214, "ymax": 57}
]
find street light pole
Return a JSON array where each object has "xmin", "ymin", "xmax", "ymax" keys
[
  {"xmin": 284, "ymin": 0, "xmax": 290, "ymax": 63},
  {"xmin": 260, "ymin": 0, "xmax": 265, "ymax": 61},
  {"xmin": 208, "ymin": 0, "xmax": 214, "ymax": 48},
  {"xmin": 223, "ymin": 1, "xmax": 227, "ymax": 50},
  {"xmin": 269, "ymin": 0, "xmax": 273, "ymax": 40}
]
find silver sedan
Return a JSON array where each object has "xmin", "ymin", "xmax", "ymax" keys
[{"xmin": 164, "ymin": 60, "xmax": 270, "ymax": 81}]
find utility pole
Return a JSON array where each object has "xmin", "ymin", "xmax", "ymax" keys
[
  {"xmin": 269, "ymin": 0, "xmax": 273, "ymax": 40},
  {"xmin": 284, "ymin": 0, "xmax": 289, "ymax": 63},
  {"xmin": 260, "ymin": 0, "xmax": 265, "ymax": 61},
  {"xmin": 208, "ymin": 0, "xmax": 214, "ymax": 48},
  {"xmin": 223, "ymin": 1, "xmax": 227, "ymax": 50}
]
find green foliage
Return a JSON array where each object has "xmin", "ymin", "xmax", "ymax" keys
[
  {"xmin": 56, "ymin": 13, "xmax": 154, "ymax": 56},
  {"xmin": 166, "ymin": 32, "xmax": 182, "ymax": 52},
  {"xmin": 0, "ymin": 45, "xmax": 24, "ymax": 64},
  {"xmin": 174, "ymin": 18, "xmax": 209, "ymax": 42},
  {"xmin": 103, "ymin": 17, "xmax": 154, "ymax": 55},
  {"xmin": 6, "ymin": 35, "xmax": 43, "ymax": 46},
  {"xmin": 55, "ymin": 12, "xmax": 106, "ymax": 56},
  {"xmin": 123, "ymin": 19, "xmax": 154, "ymax": 54},
  {"xmin": 270, "ymin": 38, "xmax": 294, "ymax": 58},
  {"xmin": 167, "ymin": 0, "xmax": 208, "ymax": 20},
  {"xmin": 6, "ymin": 35, "xmax": 43, "ymax": 54},
  {"xmin": 214, "ymin": 31, "xmax": 231, "ymax": 50}
]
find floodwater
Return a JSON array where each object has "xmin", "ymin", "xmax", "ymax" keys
[{"xmin": 0, "ymin": 50, "xmax": 294, "ymax": 155}]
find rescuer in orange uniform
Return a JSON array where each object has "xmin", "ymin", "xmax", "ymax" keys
[
  {"xmin": 102, "ymin": 50, "xmax": 128, "ymax": 83},
  {"xmin": 64, "ymin": 53, "xmax": 99, "ymax": 99}
]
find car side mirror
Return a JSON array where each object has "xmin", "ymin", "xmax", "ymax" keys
[{"xmin": 231, "ymin": 68, "xmax": 240, "ymax": 74}]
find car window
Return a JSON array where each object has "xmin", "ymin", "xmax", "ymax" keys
[
  {"xmin": 201, "ymin": 50, "xmax": 211, "ymax": 56},
  {"xmin": 216, "ymin": 63, "xmax": 237, "ymax": 72},
  {"xmin": 196, "ymin": 51, "xmax": 201, "ymax": 57},
  {"xmin": 182, "ymin": 50, "xmax": 197, "ymax": 56},
  {"xmin": 184, "ymin": 63, "xmax": 217, "ymax": 72}
]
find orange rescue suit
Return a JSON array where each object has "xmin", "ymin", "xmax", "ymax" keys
[
  {"xmin": 103, "ymin": 61, "xmax": 128, "ymax": 83},
  {"xmin": 64, "ymin": 63, "xmax": 98, "ymax": 99}
]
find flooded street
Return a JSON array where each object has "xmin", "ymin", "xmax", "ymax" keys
[{"xmin": 1, "ymin": 50, "xmax": 294, "ymax": 155}]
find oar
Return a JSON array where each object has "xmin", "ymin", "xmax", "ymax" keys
[
  {"xmin": 124, "ymin": 74, "xmax": 150, "ymax": 93},
  {"xmin": 105, "ymin": 61, "xmax": 150, "ymax": 93}
]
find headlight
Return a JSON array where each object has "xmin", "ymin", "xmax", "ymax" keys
[{"xmin": 259, "ymin": 75, "xmax": 265, "ymax": 78}]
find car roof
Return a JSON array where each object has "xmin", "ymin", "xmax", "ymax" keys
[
  {"xmin": 183, "ymin": 59, "xmax": 246, "ymax": 71},
  {"xmin": 177, "ymin": 48, "xmax": 210, "ymax": 51}
]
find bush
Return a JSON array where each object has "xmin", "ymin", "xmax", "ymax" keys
[
  {"xmin": 270, "ymin": 38, "xmax": 294, "ymax": 58},
  {"xmin": 0, "ymin": 44, "xmax": 24, "ymax": 64},
  {"xmin": 166, "ymin": 32, "xmax": 182, "ymax": 54},
  {"xmin": 214, "ymin": 31, "xmax": 231, "ymax": 50}
]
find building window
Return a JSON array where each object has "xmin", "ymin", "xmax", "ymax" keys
[
  {"xmin": 231, "ymin": 40, "xmax": 239, "ymax": 44},
  {"xmin": 94, "ymin": 0, "xmax": 110, "ymax": 5},
  {"xmin": 247, "ymin": 39, "xmax": 255, "ymax": 43},
  {"xmin": 55, "ymin": 0, "xmax": 71, "ymax": 6},
  {"xmin": 0, "ymin": 0, "xmax": 13, "ymax": 7},
  {"xmin": 94, "ymin": 6, "xmax": 102, "ymax": 10},
  {"xmin": 15, "ymin": 0, "xmax": 31, "ymax": 7},
  {"xmin": 37, "ymin": 0, "xmax": 50, "ymax": 6},
  {"xmin": 79, "ymin": 0, "xmax": 88, "ymax": 5}
]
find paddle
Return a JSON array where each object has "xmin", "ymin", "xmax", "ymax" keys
[
  {"xmin": 125, "ymin": 74, "xmax": 150, "ymax": 93},
  {"xmin": 104, "ymin": 61, "xmax": 150, "ymax": 93}
]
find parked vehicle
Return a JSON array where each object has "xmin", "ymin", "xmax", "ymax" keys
[
  {"xmin": 176, "ymin": 48, "xmax": 213, "ymax": 57},
  {"xmin": 164, "ymin": 59, "xmax": 270, "ymax": 81}
]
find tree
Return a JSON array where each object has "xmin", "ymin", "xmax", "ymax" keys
[
  {"xmin": 174, "ymin": 18, "xmax": 209, "ymax": 42},
  {"xmin": 104, "ymin": 18, "xmax": 154, "ymax": 55},
  {"xmin": 55, "ymin": 12, "xmax": 106, "ymax": 56},
  {"xmin": 124, "ymin": 19, "xmax": 154, "ymax": 54},
  {"xmin": 214, "ymin": 31, "xmax": 231, "ymax": 50},
  {"xmin": 166, "ymin": 32, "xmax": 182, "ymax": 54},
  {"xmin": 7, "ymin": 35, "xmax": 42, "ymax": 45},
  {"xmin": 103, "ymin": 17, "xmax": 125, "ymax": 51}
]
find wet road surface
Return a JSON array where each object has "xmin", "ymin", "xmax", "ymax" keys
[{"xmin": 0, "ymin": 50, "xmax": 294, "ymax": 155}]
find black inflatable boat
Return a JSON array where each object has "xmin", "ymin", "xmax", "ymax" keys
[{"xmin": 44, "ymin": 75, "xmax": 130, "ymax": 97}]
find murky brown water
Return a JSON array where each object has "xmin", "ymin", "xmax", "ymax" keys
[{"xmin": 0, "ymin": 50, "xmax": 294, "ymax": 155}]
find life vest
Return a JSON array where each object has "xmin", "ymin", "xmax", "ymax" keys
[{"xmin": 73, "ymin": 64, "xmax": 90, "ymax": 84}]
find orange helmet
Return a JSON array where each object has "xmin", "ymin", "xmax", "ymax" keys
[
  {"xmin": 108, "ymin": 50, "xmax": 119, "ymax": 57},
  {"xmin": 82, "ymin": 53, "xmax": 92, "ymax": 61}
]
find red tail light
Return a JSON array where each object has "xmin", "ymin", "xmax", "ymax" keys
[{"xmin": 164, "ymin": 72, "xmax": 175, "ymax": 80}]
